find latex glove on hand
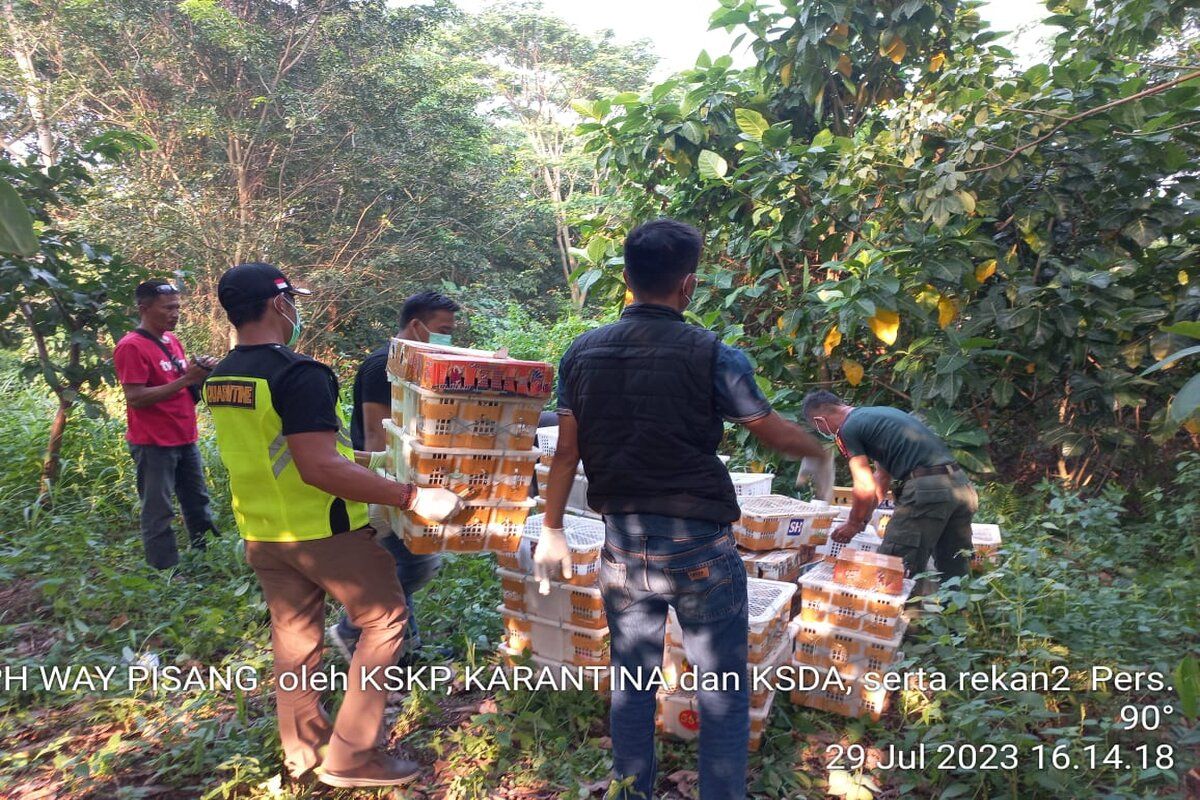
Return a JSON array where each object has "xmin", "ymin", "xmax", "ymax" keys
[
  {"xmin": 532, "ymin": 525, "xmax": 572, "ymax": 595},
  {"xmin": 410, "ymin": 486, "xmax": 464, "ymax": 523}
]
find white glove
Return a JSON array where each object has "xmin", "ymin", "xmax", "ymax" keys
[
  {"xmin": 367, "ymin": 451, "xmax": 388, "ymax": 471},
  {"xmin": 410, "ymin": 487, "xmax": 464, "ymax": 523},
  {"xmin": 532, "ymin": 525, "xmax": 572, "ymax": 595}
]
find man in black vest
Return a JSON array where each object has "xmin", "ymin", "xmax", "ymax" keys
[{"xmin": 537, "ymin": 219, "xmax": 825, "ymax": 800}]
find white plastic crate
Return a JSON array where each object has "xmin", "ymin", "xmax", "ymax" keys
[
  {"xmin": 797, "ymin": 562, "xmax": 914, "ymax": 639},
  {"xmin": 735, "ymin": 495, "xmax": 837, "ymax": 551},
  {"xmin": 815, "ymin": 525, "xmax": 881, "ymax": 562},
  {"xmin": 494, "ymin": 513, "xmax": 605, "ymax": 586},
  {"xmin": 659, "ymin": 633, "xmax": 790, "ymax": 709},
  {"xmin": 498, "ymin": 606, "xmax": 609, "ymax": 667},
  {"xmin": 729, "ymin": 472, "xmax": 774, "ymax": 496},
  {"xmin": 384, "ymin": 420, "xmax": 539, "ymax": 503},
  {"xmin": 388, "ymin": 498, "xmax": 534, "ymax": 555},
  {"xmin": 971, "ymin": 523, "xmax": 1002, "ymax": 568},
  {"xmin": 657, "ymin": 686, "xmax": 775, "ymax": 752},
  {"xmin": 497, "ymin": 644, "xmax": 610, "ymax": 692},
  {"xmin": 666, "ymin": 577, "xmax": 795, "ymax": 663},
  {"xmin": 790, "ymin": 680, "xmax": 891, "ymax": 722},
  {"xmin": 534, "ymin": 463, "xmax": 592, "ymax": 512},
  {"xmin": 498, "ymin": 568, "xmax": 606, "ymax": 629},
  {"xmin": 789, "ymin": 616, "xmax": 907, "ymax": 673},
  {"xmin": 390, "ymin": 378, "xmax": 542, "ymax": 450}
]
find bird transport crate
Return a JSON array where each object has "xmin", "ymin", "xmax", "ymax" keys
[
  {"xmin": 494, "ymin": 513, "xmax": 605, "ymax": 586},
  {"xmin": 816, "ymin": 526, "xmax": 881, "ymax": 563},
  {"xmin": 535, "ymin": 426, "xmax": 587, "ymax": 470},
  {"xmin": 659, "ymin": 634, "xmax": 790, "ymax": 710},
  {"xmin": 790, "ymin": 616, "xmax": 908, "ymax": 668},
  {"xmin": 729, "ymin": 472, "xmax": 775, "ymax": 497},
  {"xmin": 498, "ymin": 606, "xmax": 609, "ymax": 667},
  {"xmin": 390, "ymin": 378, "xmax": 543, "ymax": 450},
  {"xmin": 666, "ymin": 577, "xmax": 795, "ymax": 664},
  {"xmin": 798, "ymin": 563, "xmax": 914, "ymax": 639},
  {"xmin": 871, "ymin": 508, "xmax": 893, "ymax": 535},
  {"xmin": 657, "ymin": 687, "xmax": 775, "ymax": 752},
  {"xmin": 498, "ymin": 644, "xmax": 610, "ymax": 693},
  {"xmin": 384, "ymin": 421, "xmax": 539, "ymax": 503},
  {"xmin": 534, "ymin": 464, "xmax": 591, "ymax": 512},
  {"xmin": 387, "ymin": 338, "xmax": 497, "ymax": 384},
  {"xmin": 740, "ymin": 548, "xmax": 809, "ymax": 583},
  {"xmin": 735, "ymin": 495, "xmax": 837, "ymax": 551},
  {"xmin": 790, "ymin": 680, "xmax": 891, "ymax": 723},
  {"xmin": 971, "ymin": 523, "xmax": 1003, "ymax": 570},
  {"xmin": 389, "ymin": 498, "xmax": 534, "ymax": 555},
  {"xmin": 498, "ymin": 568, "xmax": 606, "ymax": 630},
  {"xmin": 831, "ymin": 486, "xmax": 855, "ymax": 506}
]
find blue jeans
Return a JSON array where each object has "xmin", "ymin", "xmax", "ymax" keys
[
  {"xmin": 336, "ymin": 533, "xmax": 441, "ymax": 656},
  {"xmin": 601, "ymin": 514, "xmax": 749, "ymax": 800}
]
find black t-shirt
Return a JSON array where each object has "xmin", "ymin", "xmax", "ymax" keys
[
  {"xmin": 350, "ymin": 343, "xmax": 390, "ymax": 450},
  {"xmin": 209, "ymin": 343, "xmax": 342, "ymax": 436}
]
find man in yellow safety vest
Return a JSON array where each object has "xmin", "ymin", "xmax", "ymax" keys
[{"xmin": 205, "ymin": 262, "xmax": 461, "ymax": 790}]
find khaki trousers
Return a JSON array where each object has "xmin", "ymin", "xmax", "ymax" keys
[{"xmin": 244, "ymin": 529, "xmax": 407, "ymax": 777}]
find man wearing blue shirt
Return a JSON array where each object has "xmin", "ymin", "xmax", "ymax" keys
[{"xmin": 537, "ymin": 219, "xmax": 825, "ymax": 800}]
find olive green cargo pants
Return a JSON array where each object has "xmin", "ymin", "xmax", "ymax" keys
[{"xmin": 877, "ymin": 470, "xmax": 977, "ymax": 580}]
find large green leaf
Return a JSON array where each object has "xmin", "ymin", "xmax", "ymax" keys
[
  {"xmin": 734, "ymin": 108, "xmax": 769, "ymax": 141},
  {"xmin": 1141, "ymin": 345, "xmax": 1200, "ymax": 375},
  {"xmin": 1169, "ymin": 372, "xmax": 1200, "ymax": 424},
  {"xmin": 0, "ymin": 180, "xmax": 37, "ymax": 257},
  {"xmin": 1176, "ymin": 655, "xmax": 1199, "ymax": 720},
  {"xmin": 697, "ymin": 149, "xmax": 728, "ymax": 181},
  {"xmin": 1162, "ymin": 321, "xmax": 1200, "ymax": 340}
]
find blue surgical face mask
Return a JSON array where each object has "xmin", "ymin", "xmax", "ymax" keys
[
  {"xmin": 279, "ymin": 295, "xmax": 302, "ymax": 347},
  {"xmin": 419, "ymin": 320, "xmax": 452, "ymax": 346}
]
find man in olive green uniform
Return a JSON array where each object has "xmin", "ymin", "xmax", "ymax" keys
[
  {"xmin": 206, "ymin": 262, "xmax": 462, "ymax": 789},
  {"xmin": 802, "ymin": 390, "xmax": 977, "ymax": 579}
]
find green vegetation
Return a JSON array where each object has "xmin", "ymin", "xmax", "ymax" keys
[{"xmin": 1, "ymin": 0, "xmax": 1199, "ymax": 797}]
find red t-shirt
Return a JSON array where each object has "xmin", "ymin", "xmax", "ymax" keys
[{"xmin": 114, "ymin": 330, "xmax": 198, "ymax": 446}]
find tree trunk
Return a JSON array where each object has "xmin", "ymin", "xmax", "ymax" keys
[
  {"xmin": 38, "ymin": 398, "xmax": 70, "ymax": 504},
  {"xmin": 2, "ymin": 0, "xmax": 55, "ymax": 169}
]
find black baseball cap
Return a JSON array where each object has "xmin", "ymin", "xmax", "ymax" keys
[{"xmin": 217, "ymin": 262, "xmax": 311, "ymax": 311}]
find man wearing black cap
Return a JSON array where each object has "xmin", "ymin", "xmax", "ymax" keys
[
  {"xmin": 205, "ymin": 263, "xmax": 463, "ymax": 789},
  {"xmin": 114, "ymin": 279, "xmax": 219, "ymax": 569}
]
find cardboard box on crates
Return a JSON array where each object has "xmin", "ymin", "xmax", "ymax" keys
[
  {"xmin": 496, "ymin": 513, "xmax": 604, "ymax": 586},
  {"xmin": 390, "ymin": 379, "xmax": 542, "ymax": 450},
  {"xmin": 498, "ymin": 606, "xmax": 609, "ymax": 667},
  {"xmin": 389, "ymin": 339, "xmax": 554, "ymax": 398},
  {"xmin": 498, "ymin": 644, "xmax": 611, "ymax": 693},
  {"xmin": 388, "ymin": 499, "xmax": 534, "ymax": 555},
  {"xmin": 735, "ymin": 495, "xmax": 837, "ymax": 551},
  {"xmin": 832, "ymin": 550, "xmax": 906, "ymax": 595},
  {"xmin": 498, "ymin": 568, "xmax": 605, "ymax": 630},
  {"xmin": 831, "ymin": 486, "xmax": 855, "ymax": 507},
  {"xmin": 657, "ymin": 688, "xmax": 776, "ymax": 752},
  {"xmin": 385, "ymin": 420, "xmax": 539, "ymax": 503},
  {"xmin": 971, "ymin": 523, "xmax": 1002, "ymax": 570},
  {"xmin": 665, "ymin": 578, "xmax": 795, "ymax": 664}
]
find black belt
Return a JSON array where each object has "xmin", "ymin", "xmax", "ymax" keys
[{"xmin": 902, "ymin": 463, "xmax": 961, "ymax": 481}]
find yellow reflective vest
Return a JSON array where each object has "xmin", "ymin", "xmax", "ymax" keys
[{"xmin": 205, "ymin": 344, "xmax": 368, "ymax": 542}]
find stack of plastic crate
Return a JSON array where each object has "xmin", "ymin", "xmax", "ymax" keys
[
  {"xmin": 384, "ymin": 340, "xmax": 550, "ymax": 555},
  {"xmin": 496, "ymin": 513, "xmax": 609, "ymax": 680},
  {"xmin": 789, "ymin": 548, "xmax": 911, "ymax": 721},
  {"xmin": 656, "ymin": 577, "xmax": 795, "ymax": 752},
  {"xmin": 734, "ymin": 495, "xmax": 838, "ymax": 553}
]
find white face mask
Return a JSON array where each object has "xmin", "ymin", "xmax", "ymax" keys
[
  {"xmin": 277, "ymin": 295, "xmax": 302, "ymax": 347},
  {"xmin": 812, "ymin": 417, "xmax": 837, "ymax": 441}
]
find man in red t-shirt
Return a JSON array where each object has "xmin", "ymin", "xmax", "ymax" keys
[{"xmin": 114, "ymin": 279, "xmax": 220, "ymax": 569}]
